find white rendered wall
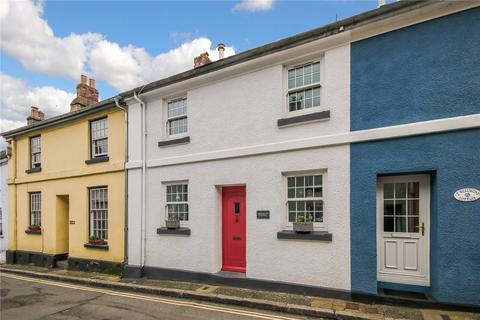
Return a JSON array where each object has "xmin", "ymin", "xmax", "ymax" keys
[
  {"xmin": 0, "ymin": 160, "xmax": 8, "ymax": 255},
  {"xmin": 127, "ymin": 43, "xmax": 351, "ymax": 289}
]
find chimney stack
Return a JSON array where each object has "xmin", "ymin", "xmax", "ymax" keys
[
  {"xmin": 217, "ymin": 43, "xmax": 225, "ymax": 59},
  {"xmin": 70, "ymin": 74, "xmax": 99, "ymax": 112},
  {"xmin": 27, "ymin": 106, "xmax": 45, "ymax": 125},
  {"xmin": 194, "ymin": 52, "xmax": 212, "ymax": 68},
  {"xmin": 378, "ymin": 0, "xmax": 385, "ymax": 7}
]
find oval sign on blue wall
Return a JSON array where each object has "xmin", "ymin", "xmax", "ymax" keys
[{"xmin": 454, "ymin": 188, "xmax": 480, "ymax": 202}]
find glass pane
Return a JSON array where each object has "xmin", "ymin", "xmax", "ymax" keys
[
  {"xmin": 288, "ymin": 188, "xmax": 295, "ymax": 198},
  {"xmin": 305, "ymin": 201, "xmax": 314, "ymax": 213},
  {"xmin": 384, "ymin": 184, "xmax": 394, "ymax": 199},
  {"xmin": 408, "ymin": 182, "xmax": 419, "ymax": 198},
  {"xmin": 305, "ymin": 176, "xmax": 313, "ymax": 186},
  {"xmin": 395, "ymin": 183, "xmax": 407, "ymax": 198},
  {"xmin": 314, "ymin": 175, "xmax": 322, "ymax": 186},
  {"xmin": 305, "ymin": 187, "xmax": 314, "ymax": 197},
  {"xmin": 296, "ymin": 176, "xmax": 304, "ymax": 187},
  {"xmin": 297, "ymin": 201, "xmax": 305, "ymax": 211},
  {"xmin": 314, "ymin": 187, "xmax": 322, "ymax": 197},
  {"xmin": 288, "ymin": 177, "xmax": 295, "ymax": 187},
  {"xmin": 395, "ymin": 200, "xmax": 406, "ymax": 215},
  {"xmin": 312, "ymin": 72, "xmax": 320, "ymax": 83},
  {"xmin": 312, "ymin": 62, "xmax": 320, "ymax": 72},
  {"xmin": 384, "ymin": 200, "xmax": 394, "ymax": 215},
  {"xmin": 384, "ymin": 217, "xmax": 394, "ymax": 232},
  {"xmin": 288, "ymin": 212, "xmax": 296, "ymax": 222},
  {"xmin": 288, "ymin": 201, "xmax": 296, "ymax": 211},
  {"xmin": 305, "ymin": 99, "xmax": 312, "ymax": 108},
  {"xmin": 288, "ymin": 79, "xmax": 295, "ymax": 89},
  {"xmin": 314, "ymin": 200, "xmax": 323, "ymax": 212},
  {"xmin": 408, "ymin": 200, "xmax": 419, "ymax": 216},
  {"xmin": 395, "ymin": 217, "xmax": 407, "ymax": 232},
  {"xmin": 408, "ymin": 217, "xmax": 419, "ymax": 233},
  {"xmin": 314, "ymin": 212, "xmax": 323, "ymax": 223},
  {"xmin": 296, "ymin": 76, "xmax": 303, "ymax": 87},
  {"xmin": 296, "ymin": 188, "xmax": 305, "ymax": 198},
  {"xmin": 288, "ymin": 69, "xmax": 295, "ymax": 79},
  {"xmin": 312, "ymin": 97, "xmax": 320, "ymax": 107}
]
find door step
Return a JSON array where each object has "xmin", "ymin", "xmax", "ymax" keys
[{"xmin": 380, "ymin": 288, "xmax": 429, "ymax": 300}]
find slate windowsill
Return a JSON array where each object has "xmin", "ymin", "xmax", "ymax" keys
[
  {"xmin": 277, "ymin": 110, "xmax": 330, "ymax": 128},
  {"xmin": 157, "ymin": 227, "xmax": 191, "ymax": 236},
  {"xmin": 25, "ymin": 167, "xmax": 42, "ymax": 174},
  {"xmin": 25, "ymin": 229, "xmax": 42, "ymax": 235},
  {"xmin": 84, "ymin": 243, "xmax": 109, "ymax": 250},
  {"xmin": 85, "ymin": 156, "xmax": 109, "ymax": 164},
  {"xmin": 277, "ymin": 230, "xmax": 332, "ymax": 241},
  {"xmin": 158, "ymin": 136, "xmax": 190, "ymax": 147}
]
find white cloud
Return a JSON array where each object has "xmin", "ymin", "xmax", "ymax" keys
[
  {"xmin": 0, "ymin": 73, "xmax": 75, "ymax": 132},
  {"xmin": 0, "ymin": 0, "xmax": 236, "ymax": 92},
  {"xmin": 233, "ymin": 0, "xmax": 275, "ymax": 12}
]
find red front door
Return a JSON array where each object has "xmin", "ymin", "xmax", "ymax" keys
[{"xmin": 222, "ymin": 186, "xmax": 246, "ymax": 272}]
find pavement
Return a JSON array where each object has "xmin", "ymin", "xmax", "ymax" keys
[{"xmin": 1, "ymin": 264, "xmax": 479, "ymax": 320}]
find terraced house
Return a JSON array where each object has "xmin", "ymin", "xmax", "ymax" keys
[{"xmin": 2, "ymin": 76, "xmax": 126, "ymax": 272}]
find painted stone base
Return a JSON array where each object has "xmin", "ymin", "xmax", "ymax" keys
[
  {"xmin": 68, "ymin": 257, "xmax": 124, "ymax": 275},
  {"xmin": 123, "ymin": 264, "xmax": 143, "ymax": 279},
  {"xmin": 6, "ymin": 250, "xmax": 67, "ymax": 268}
]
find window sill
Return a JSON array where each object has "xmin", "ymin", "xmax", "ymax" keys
[
  {"xmin": 277, "ymin": 110, "xmax": 330, "ymax": 128},
  {"xmin": 85, "ymin": 156, "xmax": 109, "ymax": 164},
  {"xmin": 25, "ymin": 167, "xmax": 41, "ymax": 174},
  {"xmin": 277, "ymin": 230, "xmax": 332, "ymax": 241},
  {"xmin": 157, "ymin": 227, "xmax": 191, "ymax": 236},
  {"xmin": 158, "ymin": 136, "xmax": 190, "ymax": 147},
  {"xmin": 25, "ymin": 229, "xmax": 42, "ymax": 235},
  {"xmin": 84, "ymin": 243, "xmax": 109, "ymax": 250}
]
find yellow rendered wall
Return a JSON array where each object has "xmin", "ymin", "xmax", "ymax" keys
[{"xmin": 8, "ymin": 108, "xmax": 125, "ymax": 263}]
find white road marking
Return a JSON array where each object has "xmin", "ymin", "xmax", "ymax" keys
[{"xmin": 1, "ymin": 273, "xmax": 306, "ymax": 320}]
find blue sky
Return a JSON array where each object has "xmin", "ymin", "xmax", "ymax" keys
[{"xmin": 0, "ymin": 0, "xmax": 381, "ymax": 132}]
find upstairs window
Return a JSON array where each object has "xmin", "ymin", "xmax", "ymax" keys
[
  {"xmin": 90, "ymin": 118, "xmax": 108, "ymax": 158},
  {"xmin": 89, "ymin": 187, "xmax": 108, "ymax": 241},
  {"xmin": 30, "ymin": 192, "xmax": 41, "ymax": 226},
  {"xmin": 166, "ymin": 183, "xmax": 189, "ymax": 221},
  {"xmin": 30, "ymin": 136, "xmax": 41, "ymax": 168},
  {"xmin": 167, "ymin": 98, "xmax": 188, "ymax": 136},
  {"xmin": 287, "ymin": 174, "xmax": 324, "ymax": 224},
  {"xmin": 287, "ymin": 62, "xmax": 321, "ymax": 112}
]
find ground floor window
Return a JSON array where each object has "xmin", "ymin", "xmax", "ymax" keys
[
  {"xmin": 89, "ymin": 187, "xmax": 108, "ymax": 241},
  {"xmin": 29, "ymin": 192, "xmax": 41, "ymax": 226},
  {"xmin": 287, "ymin": 174, "xmax": 324, "ymax": 224},
  {"xmin": 166, "ymin": 183, "xmax": 188, "ymax": 221}
]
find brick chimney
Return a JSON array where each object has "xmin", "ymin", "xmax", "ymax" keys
[
  {"xmin": 70, "ymin": 74, "xmax": 99, "ymax": 112},
  {"xmin": 27, "ymin": 106, "xmax": 45, "ymax": 125},
  {"xmin": 194, "ymin": 52, "xmax": 212, "ymax": 68}
]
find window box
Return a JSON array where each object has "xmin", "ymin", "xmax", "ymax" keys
[
  {"xmin": 292, "ymin": 222, "xmax": 314, "ymax": 233},
  {"xmin": 277, "ymin": 110, "xmax": 330, "ymax": 128},
  {"xmin": 277, "ymin": 230, "xmax": 332, "ymax": 241},
  {"xmin": 85, "ymin": 156, "xmax": 109, "ymax": 164},
  {"xmin": 25, "ymin": 225, "xmax": 42, "ymax": 235},
  {"xmin": 158, "ymin": 136, "xmax": 190, "ymax": 147},
  {"xmin": 165, "ymin": 220, "xmax": 180, "ymax": 229},
  {"xmin": 88, "ymin": 238, "xmax": 106, "ymax": 246}
]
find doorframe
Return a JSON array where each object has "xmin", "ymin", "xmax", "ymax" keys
[
  {"xmin": 376, "ymin": 174, "xmax": 430, "ymax": 286},
  {"xmin": 221, "ymin": 185, "xmax": 247, "ymax": 273}
]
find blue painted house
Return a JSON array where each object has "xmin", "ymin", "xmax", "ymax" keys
[{"xmin": 350, "ymin": 5, "xmax": 480, "ymax": 306}]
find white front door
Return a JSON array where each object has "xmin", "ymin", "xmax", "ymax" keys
[{"xmin": 377, "ymin": 174, "xmax": 430, "ymax": 286}]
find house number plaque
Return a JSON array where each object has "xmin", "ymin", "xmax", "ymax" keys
[
  {"xmin": 256, "ymin": 210, "xmax": 270, "ymax": 219},
  {"xmin": 454, "ymin": 188, "xmax": 480, "ymax": 202}
]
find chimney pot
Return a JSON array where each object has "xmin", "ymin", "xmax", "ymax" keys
[
  {"xmin": 217, "ymin": 43, "xmax": 225, "ymax": 59},
  {"xmin": 194, "ymin": 52, "xmax": 212, "ymax": 68},
  {"xmin": 81, "ymin": 74, "xmax": 87, "ymax": 85},
  {"xmin": 89, "ymin": 78, "xmax": 95, "ymax": 89}
]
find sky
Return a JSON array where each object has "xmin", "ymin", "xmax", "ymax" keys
[{"xmin": 0, "ymin": 0, "xmax": 382, "ymax": 134}]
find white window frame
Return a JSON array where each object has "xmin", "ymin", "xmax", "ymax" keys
[
  {"xmin": 165, "ymin": 97, "xmax": 188, "ymax": 138},
  {"xmin": 164, "ymin": 181, "xmax": 189, "ymax": 226},
  {"xmin": 89, "ymin": 187, "xmax": 108, "ymax": 241},
  {"xmin": 30, "ymin": 136, "xmax": 41, "ymax": 168},
  {"xmin": 283, "ymin": 171, "xmax": 327, "ymax": 230},
  {"xmin": 29, "ymin": 192, "xmax": 41, "ymax": 227},
  {"xmin": 90, "ymin": 118, "xmax": 108, "ymax": 159},
  {"xmin": 284, "ymin": 58, "xmax": 324, "ymax": 116}
]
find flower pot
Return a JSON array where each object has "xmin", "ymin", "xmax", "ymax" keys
[
  {"xmin": 293, "ymin": 222, "xmax": 314, "ymax": 233},
  {"xmin": 165, "ymin": 220, "xmax": 180, "ymax": 229}
]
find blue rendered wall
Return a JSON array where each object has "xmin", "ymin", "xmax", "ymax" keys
[
  {"xmin": 350, "ymin": 129, "xmax": 480, "ymax": 305},
  {"xmin": 350, "ymin": 7, "xmax": 480, "ymax": 131}
]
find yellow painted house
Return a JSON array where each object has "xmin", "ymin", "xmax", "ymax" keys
[{"xmin": 2, "ymin": 76, "xmax": 126, "ymax": 272}]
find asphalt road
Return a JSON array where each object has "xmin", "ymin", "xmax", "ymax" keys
[{"xmin": 0, "ymin": 273, "xmax": 317, "ymax": 320}]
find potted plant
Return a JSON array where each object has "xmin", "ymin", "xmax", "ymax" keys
[
  {"xmin": 293, "ymin": 215, "xmax": 314, "ymax": 233},
  {"xmin": 165, "ymin": 213, "xmax": 180, "ymax": 229},
  {"xmin": 28, "ymin": 225, "xmax": 41, "ymax": 231},
  {"xmin": 88, "ymin": 235, "xmax": 105, "ymax": 245}
]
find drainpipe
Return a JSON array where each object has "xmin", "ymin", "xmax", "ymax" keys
[
  {"xmin": 113, "ymin": 96, "xmax": 128, "ymax": 264},
  {"xmin": 132, "ymin": 91, "xmax": 147, "ymax": 269}
]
